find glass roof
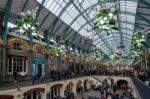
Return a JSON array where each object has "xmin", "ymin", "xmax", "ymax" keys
[{"xmin": 37, "ymin": 0, "xmax": 138, "ymax": 55}]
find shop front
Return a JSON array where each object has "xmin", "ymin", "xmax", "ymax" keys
[
  {"xmin": 7, "ymin": 38, "xmax": 29, "ymax": 81},
  {"xmin": 32, "ymin": 58, "xmax": 45, "ymax": 78},
  {"xmin": 32, "ymin": 44, "xmax": 46, "ymax": 78}
]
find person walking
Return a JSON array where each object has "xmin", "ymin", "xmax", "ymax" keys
[
  {"xmin": 50, "ymin": 63, "xmax": 56, "ymax": 80},
  {"xmin": 41, "ymin": 72, "xmax": 45, "ymax": 82},
  {"xmin": 13, "ymin": 70, "xmax": 17, "ymax": 83}
]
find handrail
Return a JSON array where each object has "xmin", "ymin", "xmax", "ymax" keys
[
  {"xmin": 0, "ymin": 72, "xmax": 132, "ymax": 91},
  {"xmin": 130, "ymin": 78, "xmax": 142, "ymax": 99},
  {"xmin": 131, "ymin": 77, "xmax": 150, "ymax": 99},
  {"xmin": 136, "ymin": 77, "xmax": 150, "ymax": 89},
  {"xmin": 0, "ymin": 74, "xmax": 89, "ymax": 91}
]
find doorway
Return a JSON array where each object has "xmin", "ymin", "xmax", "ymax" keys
[
  {"xmin": 38, "ymin": 64, "xmax": 42, "ymax": 77},
  {"xmin": 69, "ymin": 62, "xmax": 74, "ymax": 71},
  {"xmin": 76, "ymin": 64, "xmax": 80, "ymax": 74}
]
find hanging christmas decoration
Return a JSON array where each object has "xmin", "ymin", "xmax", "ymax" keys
[{"xmin": 93, "ymin": 2, "xmax": 119, "ymax": 35}]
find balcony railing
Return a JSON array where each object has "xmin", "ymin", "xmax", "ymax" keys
[{"xmin": 0, "ymin": 70, "xmax": 133, "ymax": 91}]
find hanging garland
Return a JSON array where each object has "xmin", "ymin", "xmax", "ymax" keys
[
  {"xmin": 85, "ymin": 50, "xmax": 103, "ymax": 62},
  {"xmin": 108, "ymin": 50, "xmax": 116, "ymax": 65},
  {"xmin": 130, "ymin": 31, "xmax": 146, "ymax": 58},
  {"xmin": 132, "ymin": 32, "xmax": 145, "ymax": 48},
  {"xmin": 16, "ymin": 8, "xmax": 42, "ymax": 40},
  {"xmin": 93, "ymin": 2, "xmax": 119, "ymax": 35},
  {"xmin": 51, "ymin": 47, "xmax": 65, "ymax": 57}
]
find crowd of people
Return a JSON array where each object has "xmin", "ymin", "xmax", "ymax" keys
[
  {"xmin": 11, "ymin": 62, "xmax": 150, "ymax": 86},
  {"xmin": 9, "ymin": 63, "xmax": 140, "ymax": 99},
  {"xmin": 10, "ymin": 63, "xmax": 137, "ymax": 84},
  {"xmin": 81, "ymin": 78, "xmax": 135, "ymax": 99}
]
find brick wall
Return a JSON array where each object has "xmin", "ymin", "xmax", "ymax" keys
[
  {"xmin": 7, "ymin": 38, "xmax": 28, "ymax": 57},
  {"xmin": 32, "ymin": 44, "xmax": 46, "ymax": 58}
]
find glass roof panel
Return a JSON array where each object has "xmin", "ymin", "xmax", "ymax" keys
[
  {"xmin": 121, "ymin": 30, "xmax": 133, "ymax": 34},
  {"xmin": 120, "ymin": 23, "xmax": 134, "ymax": 30},
  {"xmin": 37, "ymin": 0, "xmax": 139, "ymax": 55},
  {"xmin": 119, "ymin": 14, "xmax": 136, "ymax": 23},
  {"xmin": 98, "ymin": 45, "xmax": 109, "ymax": 52},
  {"xmin": 40, "ymin": 0, "xmax": 67, "ymax": 16}
]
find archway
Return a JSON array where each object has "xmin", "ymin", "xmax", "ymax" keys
[
  {"xmin": 116, "ymin": 80, "xmax": 128, "ymax": 90},
  {"xmin": 64, "ymin": 81, "xmax": 74, "ymax": 98},
  {"xmin": 48, "ymin": 84, "xmax": 63, "ymax": 99},
  {"xmin": 23, "ymin": 88, "xmax": 45, "ymax": 99},
  {"xmin": 84, "ymin": 79, "xmax": 90, "ymax": 92}
]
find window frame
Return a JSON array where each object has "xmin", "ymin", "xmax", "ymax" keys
[
  {"xmin": 7, "ymin": 57, "xmax": 27, "ymax": 74},
  {"xmin": 13, "ymin": 42, "xmax": 23, "ymax": 52},
  {"xmin": 35, "ymin": 47, "xmax": 42, "ymax": 55}
]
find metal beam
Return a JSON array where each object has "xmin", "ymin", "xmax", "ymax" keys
[
  {"xmin": 61, "ymin": 29, "xmax": 74, "ymax": 42},
  {"xmin": 34, "ymin": 0, "xmax": 46, "ymax": 22},
  {"xmin": 117, "ymin": 0, "xmax": 124, "ymax": 48},
  {"xmin": 137, "ymin": 14, "xmax": 150, "ymax": 24},
  {"xmin": 139, "ymin": 0, "xmax": 150, "ymax": 7},
  {"xmin": 52, "ymin": 22, "xmax": 64, "ymax": 36},
  {"xmin": 15, "ymin": 0, "xmax": 29, "ymax": 24},
  {"xmin": 69, "ymin": 32, "xmax": 79, "ymax": 44},
  {"xmin": 2, "ymin": 0, "xmax": 13, "ymax": 81},
  {"xmin": 64, "ymin": 2, "xmax": 138, "ymax": 52},
  {"xmin": 56, "ymin": 0, "xmax": 105, "ymax": 48},
  {"xmin": 46, "ymin": 1, "xmax": 72, "ymax": 38},
  {"xmin": 72, "ymin": 0, "xmax": 112, "ymax": 51},
  {"xmin": 93, "ymin": 35, "xmax": 132, "ymax": 45},
  {"xmin": 94, "ymin": 38, "xmax": 131, "ymax": 49},
  {"xmin": 47, "ymin": 0, "xmax": 136, "ymax": 50}
]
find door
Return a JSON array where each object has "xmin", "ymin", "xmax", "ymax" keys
[
  {"xmin": 38, "ymin": 64, "xmax": 42, "ymax": 77},
  {"xmin": 76, "ymin": 64, "xmax": 79, "ymax": 74}
]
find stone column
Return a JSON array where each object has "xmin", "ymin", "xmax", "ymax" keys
[
  {"xmin": 72, "ymin": 84, "xmax": 77, "ymax": 96},
  {"xmin": 60, "ymin": 85, "xmax": 65, "ymax": 97},
  {"xmin": 42, "ymin": 92, "xmax": 46, "ymax": 99}
]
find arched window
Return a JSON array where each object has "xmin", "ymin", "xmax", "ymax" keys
[
  {"xmin": 49, "ymin": 84, "xmax": 63, "ymax": 99},
  {"xmin": 23, "ymin": 88, "xmax": 45, "ymax": 99},
  {"xmin": 13, "ymin": 42, "xmax": 22, "ymax": 51},
  {"xmin": 35, "ymin": 48, "xmax": 42, "ymax": 55}
]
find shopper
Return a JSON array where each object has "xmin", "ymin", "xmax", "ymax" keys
[
  {"xmin": 13, "ymin": 70, "xmax": 17, "ymax": 83},
  {"xmin": 41, "ymin": 72, "xmax": 45, "ymax": 82}
]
